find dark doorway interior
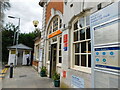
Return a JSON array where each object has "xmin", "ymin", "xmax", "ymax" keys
[
  {"xmin": 17, "ymin": 50, "xmax": 23, "ymax": 66},
  {"xmin": 49, "ymin": 43, "xmax": 57, "ymax": 78}
]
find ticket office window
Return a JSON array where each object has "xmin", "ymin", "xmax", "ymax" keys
[{"xmin": 72, "ymin": 15, "xmax": 91, "ymax": 72}]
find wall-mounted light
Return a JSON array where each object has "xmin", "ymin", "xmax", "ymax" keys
[
  {"xmin": 33, "ymin": 20, "xmax": 39, "ymax": 27},
  {"xmin": 64, "ymin": 0, "xmax": 67, "ymax": 5}
]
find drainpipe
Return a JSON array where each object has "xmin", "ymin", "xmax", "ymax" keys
[{"xmin": 82, "ymin": 0, "xmax": 84, "ymax": 12}]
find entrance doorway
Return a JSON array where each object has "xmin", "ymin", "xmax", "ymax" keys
[
  {"xmin": 49, "ymin": 43, "xmax": 57, "ymax": 78},
  {"xmin": 17, "ymin": 50, "xmax": 23, "ymax": 66}
]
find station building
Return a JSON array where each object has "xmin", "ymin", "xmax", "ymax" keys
[{"xmin": 39, "ymin": 0, "xmax": 120, "ymax": 88}]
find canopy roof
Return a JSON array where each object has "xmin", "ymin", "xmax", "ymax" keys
[{"xmin": 7, "ymin": 43, "xmax": 32, "ymax": 50}]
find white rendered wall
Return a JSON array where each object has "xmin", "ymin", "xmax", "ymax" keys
[{"xmin": 8, "ymin": 50, "xmax": 15, "ymax": 65}]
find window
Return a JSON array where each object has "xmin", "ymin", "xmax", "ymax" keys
[
  {"xmin": 48, "ymin": 16, "xmax": 62, "ymax": 34},
  {"xmin": 52, "ymin": 37, "xmax": 57, "ymax": 42},
  {"xmin": 49, "ymin": 25, "xmax": 52, "ymax": 34},
  {"xmin": 59, "ymin": 19, "xmax": 62, "ymax": 28},
  {"xmin": 73, "ymin": 15, "xmax": 91, "ymax": 68},
  {"xmin": 53, "ymin": 17, "xmax": 58, "ymax": 32},
  {"xmin": 47, "ymin": 16, "xmax": 62, "ymax": 63},
  {"xmin": 25, "ymin": 51, "xmax": 29, "ymax": 54},
  {"xmin": 58, "ymin": 36, "xmax": 62, "ymax": 63},
  {"xmin": 11, "ymin": 50, "xmax": 16, "ymax": 54}
]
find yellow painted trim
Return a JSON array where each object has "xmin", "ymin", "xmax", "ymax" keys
[
  {"xmin": 1, "ymin": 68, "xmax": 8, "ymax": 74},
  {"xmin": 0, "ymin": 74, "xmax": 4, "ymax": 76}
]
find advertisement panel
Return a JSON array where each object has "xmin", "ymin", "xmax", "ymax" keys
[
  {"xmin": 90, "ymin": 2, "xmax": 120, "ymax": 72},
  {"xmin": 71, "ymin": 75, "xmax": 84, "ymax": 88}
]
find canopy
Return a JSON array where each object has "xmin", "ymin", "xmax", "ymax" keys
[{"xmin": 7, "ymin": 43, "xmax": 32, "ymax": 50}]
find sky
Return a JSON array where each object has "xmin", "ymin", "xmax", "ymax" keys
[{"xmin": 4, "ymin": 0, "xmax": 43, "ymax": 33}]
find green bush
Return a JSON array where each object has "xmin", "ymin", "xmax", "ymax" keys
[
  {"xmin": 41, "ymin": 66, "xmax": 47, "ymax": 72},
  {"xmin": 52, "ymin": 72, "xmax": 60, "ymax": 80}
]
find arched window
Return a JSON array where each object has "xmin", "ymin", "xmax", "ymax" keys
[
  {"xmin": 47, "ymin": 15, "xmax": 62, "ymax": 64},
  {"xmin": 48, "ymin": 16, "xmax": 62, "ymax": 35},
  {"xmin": 72, "ymin": 15, "xmax": 91, "ymax": 71}
]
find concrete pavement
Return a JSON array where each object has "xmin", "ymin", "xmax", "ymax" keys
[{"xmin": 2, "ymin": 66, "xmax": 56, "ymax": 88}]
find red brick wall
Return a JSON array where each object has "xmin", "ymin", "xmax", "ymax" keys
[{"xmin": 46, "ymin": 0, "xmax": 63, "ymax": 24}]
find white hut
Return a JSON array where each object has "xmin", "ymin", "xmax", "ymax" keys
[{"xmin": 7, "ymin": 44, "xmax": 32, "ymax": 66}]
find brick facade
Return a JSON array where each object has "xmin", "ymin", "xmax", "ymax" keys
[{"xmin": 46, "ymin": 0, "xmax": 63, "ymax": 24}]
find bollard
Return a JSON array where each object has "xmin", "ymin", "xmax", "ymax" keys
[{"xmin": 10, "ymin": 63, "xmax": 13, "ymax": 78}]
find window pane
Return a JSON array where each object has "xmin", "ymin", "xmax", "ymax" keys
[
  {"xmin": 74, "ymin": 31, "xmax": 78, "ymax": 41},
  {"xmin": 86, "ymin": 16, "xmax": 90, "ymax": 26},
  {"xmin": 81, "ymin": 55, "xmax": 86, "ymax": 67},
  {"xmin": 81, "ymin": 42, "xmax": 86, "ymax": 53},
  {"xmin": 49, "ymin": 30, "xmax": 51, "ymax": 34},
  {"xmin": 75, "ymin": 43, "xmax": 80, "ymax": 53},
  {"xmin": 79, "ymin": 17, "xmax": 85, "ymax": 28},
  {"xmin": 74, "ymin": 21, "xmax": 78, "ymax": 30},
  {"xmin": 80, "ymin": 29, "xmax": 85, "ymax": 40},
  {"xmin": 11, "ymin": 50, "xmax": 16, "ymax": 54},
  {"xmin": 88, "ymin": 55, "xmax": 91, "ymax": 67},
  {"xmin": 59, "ymin": 37, "xmax": 62, "ymax": 43},
  {"xmin": 59, "ymin": 44, "xmax": 61, "ymax": 49},
  {"xmin": 59, "ymin": 57, "xmax": 62, "ymax": 63},
  {"xmin": 60, "ymin": 19, "xmax": 62, "ymax": 28},
  {"xmin": 60, "ymin": 19, "xmax": 62, "ymax": 23},
  {"xmin": 56, "ymin": 27, "xmax": 58, "ymax": 30},
  {"xmin": 88, "ymin": 41, "xmax": 91, "ymax": 52},
  {"xmin": 52, "ymin": 37, "xmax": 57, "ymax": 42},
  {"xmin": 53, "ymin": 28, "xmax": 55, "ymax": 32},
  {"xmin": 48, "ymin": 51, "xmax": 51, "ymax": 61},
  {"xmin": 86, "ymin": 27, "xmax": 90, "ymax": 39},
  {"xmin": 59, "ymin": 50, "xmax": 61, "ymax": 56},
  {"xmin": 75, "ymin": 55, "xmax": 79, "ymax": 66},
  {"xmin": 53, "ymin": 17, "xmax": 58, "ymax": 32}
]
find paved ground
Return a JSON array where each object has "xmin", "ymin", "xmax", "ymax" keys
[
  {"xmin": 2, "ymin": 66, "xmax": 56, "ymax": 88},
  {"xmin": 0, "ymin": 62, "xmax": 2, "ymax": 90},
  {"xmin": 0, "ymin": 74, "xmax": 1, "ymax": 89}
]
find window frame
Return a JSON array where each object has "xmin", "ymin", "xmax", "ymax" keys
[
  {"xmin": 46, "ymin": 16, "xmax": 63, "ymax": 67},
  {"xmin": 48, "ymin": 16, "xmax": 62, "ymax": 35},
  {"xmin": 46, "ymin": 35, "xmax": 62, "ymax": 67},
  {"xmin": 58, "ymin": 35, "xmax": 62, "ymax": 64},
  {"xmin": 71, "ymin": 14, "xmax": 91, "ymax": 73}
]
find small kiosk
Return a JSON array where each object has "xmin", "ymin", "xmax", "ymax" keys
[{"xmin": 7, "ymin": 43, "xmax": 32, "ymax": 66}]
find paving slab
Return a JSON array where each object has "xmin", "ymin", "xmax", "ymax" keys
[{"xmin": 2, "ymin": 66, "xmax": 56, "ymax": 88}]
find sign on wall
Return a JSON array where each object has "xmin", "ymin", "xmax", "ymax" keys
[
  {"xmin": 90, "ymin": 2, "xmax": 120, "ymax": 71},
  {"xmin": 62, "ymin": 71, "xmax": 67, "ymax": 78},
  {"xmin": 71, "ymin": 75, "xmax": 84, "ymax": 88},
  {"xmin": 63, "ymin": 34, "xmax": 68, "ymax": 51},
  {"xmin": 48, "ymin": 30, "xmax": 62, "ymax": 38}
]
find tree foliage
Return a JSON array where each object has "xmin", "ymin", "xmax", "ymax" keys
[
  {"xmin": 0, "ymin": 1, "xmax": 11, "ymax": 28},
  {"xmin": 2, "ymin": 23, "xmax": 15, "ymax": 63}
]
